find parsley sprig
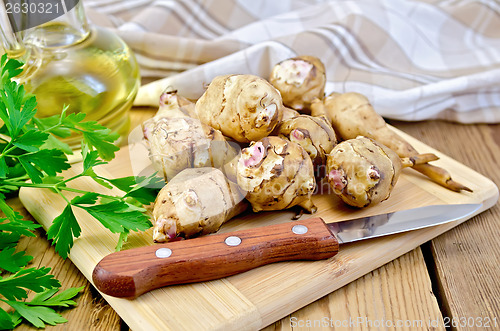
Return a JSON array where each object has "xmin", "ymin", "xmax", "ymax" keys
[{"xmin": 0, "ymin": 54, "xmax": 162, "ymax": 328}]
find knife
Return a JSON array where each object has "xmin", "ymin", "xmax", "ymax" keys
[{"xmin": 92, "ymin": 203, "xmax": 481, "ymax": 298}]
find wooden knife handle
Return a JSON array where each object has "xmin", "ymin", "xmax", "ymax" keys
[{"xmin": 92, "ymin": 217, "xmax": 339, "ymax": 298}]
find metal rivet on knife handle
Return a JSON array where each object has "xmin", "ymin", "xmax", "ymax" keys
[
  {"xmin": 155, "ymin": 248, "xmax": 172, "ymax": 258},
  {"xmin": 292, "ymin": 224, "xmax": 308, "ymax": 235},
  {"xmin": 225, "ymin": 236, "xmax": 242, "ymax": 246}
]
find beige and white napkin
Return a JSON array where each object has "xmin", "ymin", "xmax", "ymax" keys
[{"xmin": 85, "ymin": 0, "xmax": 500, "ymax": 123}]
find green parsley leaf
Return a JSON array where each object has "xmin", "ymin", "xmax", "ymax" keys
[
  {"xmin": 0, "ymin": 247, "xmax": 32, "ymax": 273},
  {"xmin": 0, "ymin": 219, "xmax": 38, "ymax": 240},
  {"xmin": 0, "ymin": 267, "xmax": 60, "ymax": 301},
  {"xmin": 39, "ymin": 133, "xmax": 73, "ymax": 154},
  {"xmin": 2, "ymin": 163, "xmax": 27, "ymax": 184},
  {"xmin": 0, "ymin": 198, "xmax": 39, "ymax": 238},
  {"xmin": 12, "ymin": 130, "xmax": 50, "ymax": 152},
  {"xmin": 32, "ymin": 109, "xmax": 72, "ymax": 139},
  {"xmin": 0, "ymin": 156, "xmax": 7, "ymax": 178},
  {"xmin": 115, "ymin": 230, "xmax": 129, "ymax": 251},
  {"xmin": 0, "ymin": 82, "xmax": 37, "ymax": 138},
  {"xmin": 0, "ymin": 232, "xmax": 21, "ymax": 249},
  {"xmin": 18, "ymin": 149, "xmax": 70, "ymax": 183},
  {"xmin": 40, "ymin": 175, "xmax": 66, "ymax": 186},
  {"xmin": 28, "ymin": 286, "xmax": 84, "ymax": 307},
  {"xmin": 11, "ymin": 94, "xmax": 37, "ymax": 137},
  {"xmin": 60, "ymin": 112, "xmax": 120, "ymax": 160},
  {"xmin": 81, "ymin": 142, "xmax": 106, "ymax": 175},
  {"xmin": 0, "ymin": 54, "xmax": 23, "ymax": 84},
  {"xmin": 76, "ymin": 200, "xmax": 151, "ymax": 234},
  {"xmin": 105, "ymin": 174, "xmax": 163, "ymax": 205},
  {"xmin": 70, "ymin": 192, "xmax": 99, "ymax": 205},
  {"xmin": 4, "ymin": 301, "xmax": 67, "ymax": 328},
  {"xmin": 46, "ymin": 205, "xmax": 81, "ymax": 260},
  {"xmin": 0, "ymin": 307, "xmax": 15, "ymax": 330},
  {"xmin": 83, "ymin": 129, "xmax": 120, "ymax": 161},
  {"xmin": 10, "ymin": 312, "xmax": 22, "ymax": 329}
]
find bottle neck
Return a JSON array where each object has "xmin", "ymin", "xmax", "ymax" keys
[
  {"xmin": 0, "ymin": 1, "xmax": 25, "ymax": 57},
  {"xmin": 21, "ymin": 1, "xmax": 90, "ymax": 49}
]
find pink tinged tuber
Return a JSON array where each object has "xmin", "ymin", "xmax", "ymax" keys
[
  {"xmin": 236, "ymin": 136, "xmax": 316, "ymax": 213},
  {"xmin": 291, "ymin": 129, "xmax": 305, "ymax": 140},
  {"xmin": 325, "ymin": 136, "xmax": 401, "ymax": 208},
  {"xmin": 153, "ymin": 218, "xmax": 177, "ymax": 242},
  {"xmin": 327, "ymin": 169, "xmax": 347, "ymax": 192},
  {"xmin": 239, "ymin": 141, "xmax": 265, "ymax": 168},
  {"xmin": 325, "ymin": 136, "xmax": 439, "ymax": 208},
  {"xmin": 269, "ymin": 55, "xmax": 326, "ymax": 113},
  {"xmin": 275, "ymin": 115, "xmax": 337, "ymax": 169}
]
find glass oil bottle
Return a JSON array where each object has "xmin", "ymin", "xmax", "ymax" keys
[{"xmin": 0, "ymin": 0, "xmax": 140, "ymax": 147}]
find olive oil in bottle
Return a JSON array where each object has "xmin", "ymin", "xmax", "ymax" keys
[{"xmin": 10, "ymin": 2, "xmax": 140, "ymax": 147}]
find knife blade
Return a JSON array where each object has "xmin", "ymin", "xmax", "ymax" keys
[{"xmin": 92, "ymin": 203, "xmax": 481, "ymax": 298}]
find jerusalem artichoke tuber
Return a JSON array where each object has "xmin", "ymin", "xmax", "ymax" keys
[
  {"xmin": 314, "ymin": 92, "xmax": 472, "ymax": 192},
  {"xmin": 326, "ymin": 136, "xmax": 439, "ymax": 208},
  {"xmin": 142, "ymin": 91, "xmax": 238, "ymax": 182},
  {"xmin": 195, "ymin": 74, "xmax": 284, "ymax": 143},
  {"xmin": 152, "ymin": 167, "xmax": 248, "ymax": 242},
  {"xmin": 269, "ymin": 55, "xmax": 326, "ymax": 113},
  {"xmin": 236, "ymin": 136, "xmax": 316, "ymax": 213},
  {"xmin": 276, "ymin": 114, "xmax": 337, "ymax": 167}
]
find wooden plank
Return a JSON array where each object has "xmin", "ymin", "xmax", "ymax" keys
[
  {"xmin": 392, "ymin": 120, "xmax": 500, "ymax": 330},
  {"xmin": 262, "ymin": 248, "xmax": 445, "ymax": 331},
  {"xmin": 18, "ymin": 121, "xmax": 498, "ymax": 330}
]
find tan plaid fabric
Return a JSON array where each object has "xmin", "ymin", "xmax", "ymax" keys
[{"xmin": 84, "ymin": 0, "xmax": 500, "ymax": 123}]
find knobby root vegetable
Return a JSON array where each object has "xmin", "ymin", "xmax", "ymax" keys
[
  {"xmin": 152, "ymin": 168, "xmax": 248, "ymax": 242},
  {"xmin": 282, "ymin": 106, "xmax": 300, "ymax": 121},
  {"xmin": 142, "ymin": 91, "xmax": 193, "ymax": 139},
  {"xmin": 142, "ymin": 90, "xmax": 197, "ymax": 140},
  {"xmin": 237, "ymin": 136, "xmax": 316, "ymax": 213},
  {"xmin": 157, "ymin": 90, "xmax": 197, "ymax": 118},
  {"xmin": 276, "ymin": 115, "xmax": 337, "ymax": 167},
  {"xmin": 326, "ymin": 136, "xmax": 439, "ymax": 208},
  {"xmin": 195, "ymin": 74, "xmax": 284, "ymax": 143},
  {"xmin": 269, "ymin": 55, "xmax": 326, "ymax": 113},
  {"xmin": 314, "ymin": 92, "xmax": 472, "ymax": 192},
  {"xmin": 142, "ymin": 91, "xmax": 238, "ymax": 181}
]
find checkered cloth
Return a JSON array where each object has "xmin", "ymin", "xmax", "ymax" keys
[{"xmin": 84, "ymin": 0, "xmax": 500, "ymax": 123}]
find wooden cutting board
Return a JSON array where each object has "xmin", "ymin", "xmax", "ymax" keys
[{"xmin": 19, "ymin": 126, "xmax": 498, "ymax": 331}]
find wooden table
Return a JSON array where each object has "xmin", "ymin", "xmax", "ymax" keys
[{"xmin": 12, "ymin": 108, "xmax": 500, "ymax": 330}]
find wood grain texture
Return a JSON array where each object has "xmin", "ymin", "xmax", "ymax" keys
[
  {"xmin": 262, "ymin": 248, "xmax": 446, "ymax": 331},
  {"xmin": 390, "ymin": 120, "xmax": 500, "ymax": 330},
  {"xmin": 17, "ymin": 113, "xmax": 497, "ymax": 330}
]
